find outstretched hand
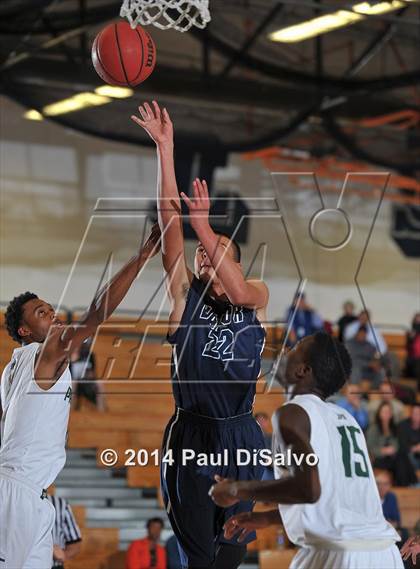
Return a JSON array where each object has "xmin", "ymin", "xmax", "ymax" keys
[
  {"xmin": 209, "ymin": 475, "xmax": 240, "ymax": 508},
  {"xmin": 180, "ymin": 178, "xmax": 210, "ymax": 234},
  {"xmin": 401, "ymin": 535, "xmax": 420, "ymax": 565},
  {"xmin": 131, "ymin": 101, "xmax": 173, "ymax": 145},
  {"xmin": 223, "ymin": 511, "xmax": 271, "ymax": 542}
]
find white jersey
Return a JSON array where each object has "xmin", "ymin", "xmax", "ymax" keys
[
  {"xmin": 0, "ymin": 342, "xmax": 72, "ymax": 489},
  {"xmin": 272, "ymin": 394, "xmax": 400, "ymax": 549}
]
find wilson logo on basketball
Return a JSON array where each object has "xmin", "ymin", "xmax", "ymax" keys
[
  {"xmin": 92, "ymin": 22, "xmax": 156, "ymax": 87},
  {"xmin": 146, "ymin": 36, "xmax": 155, "ymax": 68}
]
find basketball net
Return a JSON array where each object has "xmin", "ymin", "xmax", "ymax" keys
[{"xmin": 120, "ymin": 0, "xmax": 211, "ymax": 32}]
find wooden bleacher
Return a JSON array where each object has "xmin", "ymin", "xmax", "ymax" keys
[
  {"xmin": 0, "ymin": 315, "xmax": 418, "ymax": 569},
  {"xmin": 259, "ymin": 549, "xmax": 297, "ymax": 569}
]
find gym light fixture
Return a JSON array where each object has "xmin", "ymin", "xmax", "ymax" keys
[{"xmin": 269, "ymin": 1, "xmax": 416, "ymax": 43}]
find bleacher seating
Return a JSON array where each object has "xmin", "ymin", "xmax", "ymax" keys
[{"xmin": 0, "ymin": 314, "xmax": 419, "ymax": 569}]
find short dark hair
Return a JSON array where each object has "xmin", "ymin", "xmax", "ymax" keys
[
  {"xmin": 358, "ymin": 325, "xmax": 368, "ymax": 334},
  {"xmin": 5, "ymin": 292, "xmax": 38, "ymax": 343},
  {"xmin": 306, "ymin": 332, "xmax": 352, "ymax": 398},
  {"xmin": 146, "ymin": 517, "xmax": 164, "ymax": 529},
  {"xmin": 215, "ymin": 232, "xmax": 241, "ymax": 263}
]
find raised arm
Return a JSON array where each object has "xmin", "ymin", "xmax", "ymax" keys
[
  {"xmin": 35, "ymin": 224, "xmax": 161, "ymax": 387},
  {"xmin": 209, "ymin": 404, "xmax": 321, "ymax": 507},
  {"xmin": 182, "ymin": 179, "xmax": 268, "ymax": 309},
  {"xmin": 131, "ymin": 101, "xmax": 190, "ymax": 334}
]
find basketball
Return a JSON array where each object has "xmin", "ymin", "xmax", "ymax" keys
[{"xmin": 91, "ymin": 21, "xmax": 156, "ymax": 87}]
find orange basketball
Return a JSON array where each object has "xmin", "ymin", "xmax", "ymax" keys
[{"xmin": 91, "ymin": 21, "xmax": 156, "ymax": 87}]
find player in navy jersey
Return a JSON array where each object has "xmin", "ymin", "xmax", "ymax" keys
[{"xmin": 132, "ymin": 102, "xmax": 269, "ymax": 569}]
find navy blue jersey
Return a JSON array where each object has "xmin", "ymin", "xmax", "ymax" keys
[{"xmin": 167, "ymin": 276, "xmax": 265, "ymax": 417}]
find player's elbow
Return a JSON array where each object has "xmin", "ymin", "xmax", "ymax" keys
[
  {"xmin": 303, "ymin": 479, "xmax": 321, "ymax": 504},
  {"xmin": 228, "ymin": 283, "xmax": 250, "ymax": 306}
]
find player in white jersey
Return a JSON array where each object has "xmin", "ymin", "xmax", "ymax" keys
[
  {"xmin": 209, "ymin": 332, "xmax": 404, "ymax": 569},
  {"xmin": 0, "ymin": 224, "xmax": 160, "ymax": 569}
]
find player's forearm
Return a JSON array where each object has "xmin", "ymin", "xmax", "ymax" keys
[
  {"xmin": 234, "ymin": 475, "xmax": 320, "ymax": 505},
  {"xmin": 263, "ymin": 509, "xmax": 283, "ymax": 526},
  {"xmin": 195, "ymin": 222, "xmax": 247, "ymax": 304},
  {"xmin": 85, "ymin": 251, "xmax": 148, "ymax": 326},
  {"xmin": 157, "ymin": 142, "xmax": 181, "ymax": 224}
]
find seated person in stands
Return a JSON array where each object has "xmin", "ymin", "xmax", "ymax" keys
[
  {"xmin": 70, "ymin": 340, "xmax": 106, "ymax": 412},
  {"xmin": 345, "ymin": 309, "xmax": 387, "ymax": 353},
  {"xmin": 345, "ymin": 309, "xmax": 400, "ymax": 378},
  {"xmin": 285, "ymin": 293, "xmax": 323, "ymax": 345},
  {"xmin": 336, "ymin": 384, "xmax": 369, "ymax": 431},
  {"xmin": 367, "ymin": 402, "xmax": 417, "ymax": 487},
  {"xmin": 405, "ymin": 313, "xmax": 420, "ymax": 383},
  {"xmin": 126, "ymin": 517, "xmax": 166, "ymax": 569},
  {"xmin": 337, "ymin": 300, "xmax": 358, "ymax": 342},
  {"xmin": 398, "ymin": 404, "xmax": 420, "ymax": 471},
  {"xmin": 368, "ymin": 381, "xmax": 405, "ymax": 424},
  {"xmin": 375, "ymin": 469, "xmax": 409, "ymax": 545},
  {"xmin": 345, "ymin": 325, "xmax": 385, "ymax": 388}
]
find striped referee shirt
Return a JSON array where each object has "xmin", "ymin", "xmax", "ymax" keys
[{"xmin": 47, "ymin": 496, "xmax": 82, "ymax": 567}]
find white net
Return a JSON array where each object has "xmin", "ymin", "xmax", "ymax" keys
[{"xmin": 120, "ymin": 0, "xmax": 211, "ymax": 32}]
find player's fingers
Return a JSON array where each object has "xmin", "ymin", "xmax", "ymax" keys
[
  {"xmin": 223, "ymin": 515, "xmax": 239, "ymax": 531},
  {"xmin": 223, "ymin": 517, "xmax": 242, "ymax": 539},
  {"xmin": 152, "ymin": 100, "xmax": 161, "ymax": 118},
  {"xmin": 194, "ymin": 177, "xmax": 203, "ymax": 196},
  {"xmin": 193, "ymin": 180, "xmax": 200, "ymax": 201},
  {"xmin": 197, "ymin": 178, "xmax": 206, "ymax": 200},
  {"xmin": 224, "ymin": 524, "xmax": 242, "ymax": 540},
  {"xmin": 214, "ymin": 474, "xmax": 227, "ymax": 482},
  {"xmin": 237, "ymin": 529, "xmax": 251, "ymax": 543},
  {"xmin": 139, "ymin": 106, "xmax": 149, "ymax": 121},
  {"xmin": 144, "ymin": 102, "xmax": 154, "ymax": 119},
  {"xmin": 131, "ymin": 115, "xmax": 147, "ymax": 128},
  {"xmin": 201, "ymin": 179, "xmax": 209, "ymax": 198},
  {"xmin": 180, "ymin": 192, "xmax": 193, "ymax": 209},
  {"xmin": 162, "ymin": 107, "xmax": 172, "ymax": 123}
]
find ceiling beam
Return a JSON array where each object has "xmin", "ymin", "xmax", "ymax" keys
[{"xmin": 4, "ymin": 56, "xmax": 415, "ymax": 120}]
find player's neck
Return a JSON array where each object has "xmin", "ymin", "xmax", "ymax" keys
[
  {"xmin": 291, "ymin": 385, "xmax": 326, "ymax": 400},
  {"xmin": 209, "ymin": 282, "xmax": 228, "ymax": 302}
]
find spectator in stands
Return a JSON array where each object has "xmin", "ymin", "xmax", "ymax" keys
[
  {"xmin": 375, "ymin": 469, "xmax": 409, "ymax": 544},
  {"xmin": 344, "ymin": 309, "xmax": 387, "ymax": 354},
  {"xmin": 165, "ymin": 535, "xmax": 182, "ymax": 569},
  {"xmin": 337, "ymin": 300, "xmax": 358, "ymax": 342},
  {"xmin": 47, "ymin": 495, "xmax": 82, "ymax": 568},
  {"xmin": 336, "ymin": 384, "xmax": 369, "ymax": 431},
  {"xmin": 126, "ymin": 517, "xmax": 166, "ymax": 569},
  {"xmin": 368, "ymin": 381, "xmax": 405, "ymax": 424},
  {"xmin": 345, "ymin": 325, "xmax": 385, "ymax": 387},
  {"xmin": 285, "ymin": 293, "xmax": 323, "ymax": 345},
  {"xmin": 398, "ymin": 404, "xmax": 420, "ymax": 471},
  {"xmin": 345, "ymin": 310, "xmax": 401, "ymax": 379},
  {"xmin": 367, "ymin": 402, "xmax": 417, "ymax": 487},
  {"xmin": 70, "ymin": 340, "xmax": 106, "ymax": 412},
  {"xmin": 405, "ymin": 313, "xmax": 420, "ymax": 382}
]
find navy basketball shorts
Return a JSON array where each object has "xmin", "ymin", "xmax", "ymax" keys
[{"xmin": 160, "ymin": 408, "xmax": 265, "ymax": 569}]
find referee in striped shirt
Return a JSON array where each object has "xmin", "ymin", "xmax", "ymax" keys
[{"xmin": 47, "ymin": 495, "xmax": 82, "ymax": 568}]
